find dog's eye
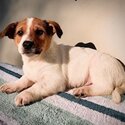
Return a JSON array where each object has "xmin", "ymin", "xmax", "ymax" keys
[
  {"xmin": 17, "ymin": 30, "xmax": 24, "ymax": 36},
  {"xmin": 35, "ymin": 29, "xmax": 44, "ymax": 36}
]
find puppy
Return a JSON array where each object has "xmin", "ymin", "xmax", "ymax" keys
[{"xmin": 0, "ymin": 17, "xmax": 125, "ymax": 106}]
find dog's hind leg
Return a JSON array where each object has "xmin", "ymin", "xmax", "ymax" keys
[
  {"xmin": 73, "ymin": 80, "xmax": 114, "ymax": 98},
  {"xmin": 73, "ymin": 85, "xmax": 92, "ymax": 97}
]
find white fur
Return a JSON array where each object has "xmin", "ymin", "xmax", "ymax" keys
[
  {"xmin": 18, "ymin": 18, "xmax": 33, "ymax": 54},
  {"xmin": 1, "ymin": 18, "xmax": 125, "ymax": 106}
]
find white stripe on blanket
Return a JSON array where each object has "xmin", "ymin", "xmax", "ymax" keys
[{"xmin": 45, "ymin": 95, "xmax": 125, "ymax": 125}]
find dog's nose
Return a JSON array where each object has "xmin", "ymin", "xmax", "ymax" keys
[{"xmin": 23, "ymin": 41, "xmax": 34, "ymax": 50}]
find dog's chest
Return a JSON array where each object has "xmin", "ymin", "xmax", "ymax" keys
[{"xmin": 23, "ymin": 61, "xmax": 49, "ymax": 82}]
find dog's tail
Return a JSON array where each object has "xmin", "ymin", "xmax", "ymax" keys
[{"xmin": 112, "ymin": 81, "xmax": 125, "ymax": 103}]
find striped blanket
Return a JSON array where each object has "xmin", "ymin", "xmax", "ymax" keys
[{"xmin": 0, "ymin": 63, "xmax": 125, "ymax": 125}]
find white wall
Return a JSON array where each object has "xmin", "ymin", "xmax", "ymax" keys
[{"xmin": 0, "ymin": 0, "xmax": 125, "ymax": 67}]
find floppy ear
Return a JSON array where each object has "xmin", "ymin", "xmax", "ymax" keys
[
  {"xmin": 47, "ymin": 21, "xmax": 63, "ymax": 38},
  {"xmin": 0, "ymin": 22, "xmax": 18, "ymax": 39}
]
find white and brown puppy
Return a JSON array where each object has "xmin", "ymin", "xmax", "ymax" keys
[{"xmin": 0, "ymin": 17, "xmax": 125, "ymax": 106}]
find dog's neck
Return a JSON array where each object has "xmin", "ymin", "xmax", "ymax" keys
[{"xmin": 21, "ymin": 40, "xmax": 59, "ymax": 64}]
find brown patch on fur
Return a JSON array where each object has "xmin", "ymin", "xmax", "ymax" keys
[
  {"xmin": 0, "ymin": 22, "xmax": 18, "ymax": 39},
  {"xmin": 28, "ymin": 18, "xmax": 53, "ymax": 52},
  {"xmin": 14, "ymin": 19, "xmax": 27, "ymax": 45},
  {"xmin": 48, "ymin": 20, "xmax": 63, "ymax": 38}
]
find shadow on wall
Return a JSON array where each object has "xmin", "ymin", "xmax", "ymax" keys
[
  {"xmin": 0, "ymin": 0, "xmax": 24, "ymax": 66},
  {"xmin": 0, "ymin": 1, "xmax": 11, "ymax": 27},
  {"xmin": 0, "ymin": 0, "xmax": 12, "ymax": 62}
]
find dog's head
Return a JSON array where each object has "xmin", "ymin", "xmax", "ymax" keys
[{"xmin": 0, "ymin": 17, "xmax": 63, "ymax": 55}]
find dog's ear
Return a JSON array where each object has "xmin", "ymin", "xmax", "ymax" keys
[
  {"xmin": 0, "ymin": 22, "xmax": 18, "ymax": 39},
  {"xmin": 47, "ymin": 21, "xmax": 63, "ymax": 38}
]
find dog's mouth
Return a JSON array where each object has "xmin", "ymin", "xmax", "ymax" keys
[{"xmin": 23, "ymin": 48, "xmax": 42, "ymax": 55}]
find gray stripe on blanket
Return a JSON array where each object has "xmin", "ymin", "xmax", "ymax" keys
[
  {"xmin": 0, "ymin": 111, "xmax": 20, "ymax": 125},
  {"xmin": 0, "ymin": 86, "xmax": 93, "ymax": 125}
]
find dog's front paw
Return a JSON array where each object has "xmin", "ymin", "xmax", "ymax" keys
[
  {"xmin": 15, "ymin": 91, "xmax": 34, "ymax": 106},
  {"xmin": 0, "ymin": 83, "xmax": 17, "ymax": 94}
]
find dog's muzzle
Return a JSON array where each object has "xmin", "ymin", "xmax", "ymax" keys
[
  {"xmin": 22, "ymin": 40, "xmax": 41, "ymax": 54},
  {"xmin": 23, "ymin": 40, "xmax": 34, "ymax": 50}
]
